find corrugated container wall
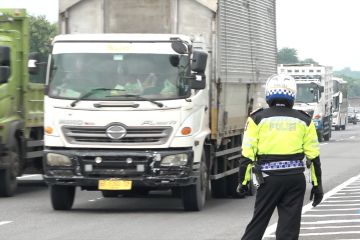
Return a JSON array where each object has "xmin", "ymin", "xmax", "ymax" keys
[{"xmin": 58, "ymin": 0, "xmax": 276, "ymax": 139}]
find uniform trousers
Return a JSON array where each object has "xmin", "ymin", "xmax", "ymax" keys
[{"xmin": 241, "ymin": 173, "xmax": 306, "ymax": 240}]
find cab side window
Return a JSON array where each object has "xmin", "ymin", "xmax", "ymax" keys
[{"xmin": 0, "ymin": 46, "xmax": 11, "ymax": 84}]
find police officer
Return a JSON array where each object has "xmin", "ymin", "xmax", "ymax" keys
[{"xmin": 238, "ymin": 74, "xmax": 324, "ymax": 240}]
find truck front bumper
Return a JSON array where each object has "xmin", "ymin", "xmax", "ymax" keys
[{"xmin": 43, "ymin": 148, "xmax": 197, "ymax": 188}]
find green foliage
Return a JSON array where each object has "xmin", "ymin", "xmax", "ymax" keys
[
  {"xmin": 300, "ymin": 58, "xmax": 318, "ymax": 65},
  {"xmin": 277, "ymin": 47, "xmax": 299, "ymax": 64},
  {"xmin": 334, "ymin": 70, "xmax": 360, "ymax": 97},
  {"xmin": 29, "ymin": 15, "xmax": 58, "ymax": 56},
  {"xmin": 28, "ymin": 15, "xmax": 58, "ymax": 83},
  {"xmin": 277, "ymin": 48, "xmax": 318, "ymax": 65}
]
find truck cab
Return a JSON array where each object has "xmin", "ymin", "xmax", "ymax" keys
[
  {"xmin": 43, "ymin": 34, "xmax": 209, "ymax": 211},
  {"xmin": 0, "ymin": 9, "xmax": 44, "ymax": 197}
]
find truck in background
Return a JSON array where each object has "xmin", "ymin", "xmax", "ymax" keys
[
  {"xmin": 0, "ymin": 9, "xmax": 44, "ymax": 197},
  {"xmin": 278, "ymin": 64, "xmax": 333, "ymax": 142},
  {"xmin": 332, "ymin": 77, "xmax": 348, "ymax": 130},
  {"xmin": 43, "ymin": 0, "xmax": 277, "ymax": 211}
]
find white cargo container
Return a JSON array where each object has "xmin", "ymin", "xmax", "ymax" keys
[
  {"xmin": 278, "ymin": 64, "xmax": 333, "ymax": 141},
  {"xmin": 43, "ymin": 0, "xmax": 277, "ymax": 211},
  {"xmin": 332, "ymin": 77, "xmax": 348, "ymax": 130}
]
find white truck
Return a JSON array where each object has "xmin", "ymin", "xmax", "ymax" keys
[
  {"xmin": 43, "ymin": 0, "xmax": 277, "ymax": 211},
  {"xmin": 278, "ymin": 64, "xmax": 333, "ymax": 142},
  {"xmin": 332, "ymin": 77, "xmax": 348, "ymax": 130}
]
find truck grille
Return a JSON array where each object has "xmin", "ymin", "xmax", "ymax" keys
[
  {"xmin": 62, "ymin": 125, "xmax": 172, "ymax": 145},
  {"xmin": 81, "ymin": 155, "xmax": 149, "ymax": 177}
]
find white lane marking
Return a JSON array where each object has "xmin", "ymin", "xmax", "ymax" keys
[
  {"xmin": 301, "ymin": 225, "xmax": 360, "ymax": 230},
  {"xmin": 88, "ymin": 197, "xmax": 103, "ymax": 202},
  {"xmin": 338, "ymin": 189, "xmax": 360, "ymax": 192},
  {"xmin": 302, "ymin": 219, "xmax": 360, "ymax": 225},
  {"xmin": 324, "ymin": 199, "xmax": 360, "ymax": 202},
  {"xmin": 0, "ymin": 221, "xmax": 12, "ymax": 226},
  {"xmin": 17, "ymin": 174, "xmax": 41, "ymax": 179},
  {"xmin": 329, "ymin": 195, "xmax": 360, "ymax": 198},
  {"xmin": 308, "ymin": 208, "xmax": 360, "ymax": 211},
  {"xmin": 321, "ymin": 203, "xmax": 360, "ymax": 206},
  {"xmin": 299, "ymin": 231, "xmax": 360, "ymax": 236},
  {"xmin": 263, "ymin": 174, "xmax": 360, "ymax": 238},
  {"xmin": 302, "ymin": 213, "xmax": 360, "ymax": 217}
]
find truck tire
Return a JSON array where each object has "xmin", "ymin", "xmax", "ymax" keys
[
  {"xmin": 182, "ymin": 156, "xmax": 208, "ymax": 211},
  {"xmin": 50, "ymin": 185, "xmax": 75, "ymax": 210},
  {"xmin": 0, "ymin": 152, "xmax": 19, "ymax": 197},
  {"xmin": 226, "ymin": 173, "xmax": 239, "ymax": 198},
  {"xmin": 211, "ymin": 177, "xmax": 227, "ymax": 198}
]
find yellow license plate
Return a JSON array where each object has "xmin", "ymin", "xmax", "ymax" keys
[{"xmin": 98, "ymin": 179, "xmax": 132, "ymax": 190}]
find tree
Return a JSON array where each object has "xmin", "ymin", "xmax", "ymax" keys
[
  {"xmin": 334, "ymin": 74, "xmax": 360, "ymax": 97},
  {"xmin": 277, "ymin": 47, "xmax": 299, "ymax": 64},
  {"xmin": 28, "ymin": 15, "xmax": 58, "ymax": 83},
  {"xmin": 300, "ymin": 58, "xmax": 318, "ymax": 65},
  {"xmin": 29, "ymin": 15, "xmax": 58, "ymax": 56}
]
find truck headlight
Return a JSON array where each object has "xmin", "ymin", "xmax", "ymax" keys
[
  {"xmin": 161, "ymin": 154, "xmax": 188, "ymax": 167},
  {"xmin": 46, "ymin": 153, "xmax": 72, "ymax": 166}
]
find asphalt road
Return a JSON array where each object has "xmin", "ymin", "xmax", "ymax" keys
[{"xmin": 1, "ymin": 124, "xmax": 360, "ymax": 240}]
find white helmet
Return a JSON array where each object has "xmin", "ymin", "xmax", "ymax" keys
[{"xmin": 265, "ymin": 74, "xmax": 297, "ymax": 107}]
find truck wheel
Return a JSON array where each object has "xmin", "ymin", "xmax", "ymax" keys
[
  {"xmin": 341, "ymin": 125, "xmax": 346, "ymax": 130},
  {"xmin": 226, "ymin": 173, "xmax": 239, "ymax": 198},
  {"xmin": 101, "ymin": 190, "xmax": 120, "ymax": 198},
  {"xmin": 50, "ymin": 185, "xmax": 75, "ymax": 210},
  {"xmin": 0, "ymin": 152, "xmax": 19, "ymax": 197},
  {"xmin": 182, "ymin": 157, "xmax": 208, "ymax": 211}
]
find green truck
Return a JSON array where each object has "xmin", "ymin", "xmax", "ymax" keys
[{"xmin": 0, "ymin": 9, "xmax": 44, "ymax": 196}]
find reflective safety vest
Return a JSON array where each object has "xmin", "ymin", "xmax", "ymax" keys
[{"xmin": 240, "ymin": 106, "xmax": 321, "ymax": 186}]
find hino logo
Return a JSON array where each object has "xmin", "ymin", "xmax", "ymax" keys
[{"xmin": 106, "ymin": 125, "xmax": 127, "ymax": 139}]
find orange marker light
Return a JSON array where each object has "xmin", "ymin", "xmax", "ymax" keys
[
  {"xmin": 313, "ymin": 114, "xmax": 321, "ymax": 119},
  {"xmin": 45, "ymin": 126, "xmax": 53, "ymax": 134},
  {"xmin": 181, "ymin": 127, "xmax": 192, "ymax": 135}
]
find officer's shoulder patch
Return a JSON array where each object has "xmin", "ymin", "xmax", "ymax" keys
[
  {"xmin": 250, "ymin": 107, "xmax": 264, "ymax": 116},
  {"xmin": 297, "ymin": 109, "xmax": 311, "ymax": 117}
]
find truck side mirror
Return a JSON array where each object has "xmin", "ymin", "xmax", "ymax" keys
[
  {"xmin": 28, "ymin": 52, "xmax": 40, "ymax": 75},
  {"xmin": 319, "ymin": 86, "xmax": 324, "ymax": 93},
  {"xmin": 190, "ymin": 73, "xmax": 206, "ymax": 90},
  {"xmin": 0, "ymin": 66, "xmax": 10, "ymax": 84},
  {"xmin": 171, "ymin": 40, "xmax": 188, "ymax": 54},
  {"xmin": 0, "ymin": 46, "xmax": 10, "ymax": 66},
  {"xmin": 191, "ymin": 50, "xmax": 207, "ymax": 73},
  {"xmin": 169, "ymin": 55, "xmax": 180, "ymax": 67}
]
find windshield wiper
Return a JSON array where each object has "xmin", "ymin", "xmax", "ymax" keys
[
  {"xmin": 70, "ymin": 88, "xmax": 124, "ymax": 107},
  {"xmin": 108, "ymin": 94, "xmax": 164, "ymax": 108}
]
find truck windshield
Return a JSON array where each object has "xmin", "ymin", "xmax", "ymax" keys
[
  {"xmin": 48, "ymin": 53, "xmax": 189, "ymax": 100},
  {"xmin": 295, "ymin": 84, "xmax": 319, "ymax": 103}
]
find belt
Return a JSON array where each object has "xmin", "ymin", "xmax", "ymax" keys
[{"xmin": 261, "ymin": 160, "xmax": 304, "ymax": 171}]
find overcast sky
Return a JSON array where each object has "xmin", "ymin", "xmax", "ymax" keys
[
  {"xmin": 277, "ymin": 0, "xmax": 360, "ymax": 71},
  {"xmin": 1, "ymin": 0, "xmax": 359, "ymax": 71},
  {"xmin": 0, "ymin": 0, "xmax": 58, "ymax": 23}
]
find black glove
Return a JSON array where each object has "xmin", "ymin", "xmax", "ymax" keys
[
  {"xmin": 310, "ymin": 185, "xmax": 324, "ymax": 207},
  {"xmin": 236, "ymin": 184, "xmax": 248, "ymax": 198}
]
